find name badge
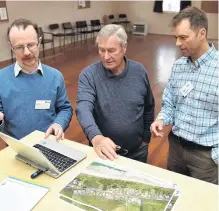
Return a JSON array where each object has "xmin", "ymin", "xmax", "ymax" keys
[
  {"xmin": 35, "ymin": 100, "xmax": 51, "ymax": 109},
  {"xmin": 180, "ymin": 81, "xmax": 194, "ymax": 97}
]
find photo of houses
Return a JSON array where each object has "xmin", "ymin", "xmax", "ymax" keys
[{"xmin": 59, "ymin": 159, "xmax": 181, "ymax": 211}]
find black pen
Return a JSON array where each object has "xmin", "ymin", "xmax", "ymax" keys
[{"xmin": 31, "ymin": 169, "xmax": 44, "ymax": 179}]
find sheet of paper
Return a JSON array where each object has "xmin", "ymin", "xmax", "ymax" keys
[{"xmin": 0, "ymin": 176, "xmax": 49, "ymax": 211}]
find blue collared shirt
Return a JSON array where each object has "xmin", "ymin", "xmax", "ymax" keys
[{"xmin": 157, "ymin": 44, "xmax": 218, "ymax": 163}]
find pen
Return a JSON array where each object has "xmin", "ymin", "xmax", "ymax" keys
[{"xmin": 31, "ymin": 169, "xmax": 44, "ymax": 179}]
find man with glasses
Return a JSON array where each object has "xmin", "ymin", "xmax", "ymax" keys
[
  {"xmin": 0, "ymin": 18, "xmax": 73, "ymax": 140},
  {"xmin": 76, "ymin": 24, "xmax": 154, "ymax": 163}
]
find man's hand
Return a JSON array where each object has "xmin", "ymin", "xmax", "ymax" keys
[
  {"xmin": 91, "ymin": 135, "xmax": 118, "ymax": 160},
  {"xmin": 45, "ymin": 123, "xmax": 64, "ymax": 140},
  {"xmin": 150, "ymin": 120, "xmax": 164, "ymax": 138},
  {"xmin": 0, "ymin": 112, "xmax": 4, "ymax": 121}
]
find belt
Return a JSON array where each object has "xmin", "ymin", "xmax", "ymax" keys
[{"xmin": 175, "ymin": 135, "xmax": 212, "ymax": 150}]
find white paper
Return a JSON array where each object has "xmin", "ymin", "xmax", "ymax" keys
[
  {"xmin": 0, "ymin": 176, "xmax": 49, "ymax": 211},
  {"xmin": 0, "ymin": 8, "xmax": 7, "ymax": 20}
]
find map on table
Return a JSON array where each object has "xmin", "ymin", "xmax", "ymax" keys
[{"xmin": 59, "ymin": 159, "xmax": 181, "ymax": 211}]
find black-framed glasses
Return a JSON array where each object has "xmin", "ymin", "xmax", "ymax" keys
[{"xmin": 11, "ymin": 41, "xmax": 39, "ymax": 53}]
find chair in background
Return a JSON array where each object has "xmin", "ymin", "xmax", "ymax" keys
[
  {"xmin": 38, "ymin": 27, "xmax": 55, "ymax": 57},
  {"xmin": 108, "ymin": 15, "xmax": 120, "ymax": 24},
  {"xmin": 118, "ymin": 14, "xmax": 131, "ymax": 31},
  {"xmin": 75, "ymin": 21, "xmax": 93, "ymax": 43},
  {"xmin": 48, "ymin": 23, "xmax": 66, "ymax": 48},
  {"xmin": 62, "ymin": 22, "xmax": 79, "ymax": 46},
  {"xmin": 90, "ymin": 19, "xmax": 101, "ymax": 39},
  {"xmin": 102, "ymin": 15, "xmax": 110, "ymax": 25}
]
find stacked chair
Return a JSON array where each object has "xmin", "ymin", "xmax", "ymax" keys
[
  {"xmin": 75, "ymin": 21, "xmax": 93, "ymax": 43},
  {"xmin": 90, "ymin": 19, "xmax": 101, "ymax": 39},
  {"xmin": 38, "ymin": 27, "xmax": 55, "ymax": 57},
  {"xmin": 62, "ymin": 22, "xmax": 80, "ymax": 46}
]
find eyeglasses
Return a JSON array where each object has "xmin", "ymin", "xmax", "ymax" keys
[{"xmin": 11, "ymin": 42, "xmax": 39, "ymax": 53}]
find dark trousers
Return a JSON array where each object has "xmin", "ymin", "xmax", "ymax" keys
[
  {"xmin": 168, "ymin": 132, "xmax": 218, "ymax": 184},
  {"xmin": 125, "ymin": 142, "xmax": 148, "ymax": 163}
]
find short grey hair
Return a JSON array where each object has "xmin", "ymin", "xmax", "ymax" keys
[{"xmin": 96, "ymin": 24, "xmax": 127, "ymax": 47}]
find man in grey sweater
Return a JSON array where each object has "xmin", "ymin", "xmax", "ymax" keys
[{"xmin": 76, "ymin": 24, "xmax": 154, "ymax": 163}]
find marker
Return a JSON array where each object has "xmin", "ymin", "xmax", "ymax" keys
[{"xmin": 31, "ymin": 169, "xmax": 44, "ymax": 179}]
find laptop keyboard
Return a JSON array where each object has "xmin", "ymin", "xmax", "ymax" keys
[{"xmin": 33, "ymin": 144, "xmax": 77, "ymax": 172}]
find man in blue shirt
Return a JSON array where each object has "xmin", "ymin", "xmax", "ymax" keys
[
  {"xmin": 151, "ymin": 7, "xmax": 218, "ymax": 184},
  {"xmin": 0, "ymin": 18, "xmax": 73, "ymax": 140},
  {"xmin": 76, "ymin": 24, "xmax": 154, "ymax": 163}
]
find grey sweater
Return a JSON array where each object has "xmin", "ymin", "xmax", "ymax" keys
[{"xmin": 76, "ymin": 58, "xmax": 154, "ymax": 152}]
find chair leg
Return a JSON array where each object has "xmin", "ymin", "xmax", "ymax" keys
[
  {"xmin": 42, "ymin": 43, "xmax": 45, "ymax": 57},
  {"xmin": 59, "ymin": 37, "xmax": 61, "ymax": 51},
  {"xmin": 126, "ymin": 23, "xmax": 128, "ymax": 31},
  {"xmin": 76, "ymin": 34, "xmax": 78, "ymax": 44},
  {"xmin": 80, "ymin": 34, "xmax": 83, "ymax": 46},
  {"xmin": 11, "ymin": 49, "xmax": 13, "ymax": 63},
  {"xmin": 52, "ymin": 41, "xmax": 55, "ymax": 55}
]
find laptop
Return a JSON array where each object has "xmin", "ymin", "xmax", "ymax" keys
[{"xmin": 0, "ymin": 132, "xmax": 87, "ymax": 178}]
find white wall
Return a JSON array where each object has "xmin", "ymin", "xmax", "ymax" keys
[
  {"xmin": 0, "ymin": 1, "xmax": 218, "ymax": 62},
  {"xmin": 113, "ymin": 1, "xmax": 218, "ymax": 39},
  {"xmin": 0, "ymin": 1, "xmax": 115, "ymax": 62}
]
